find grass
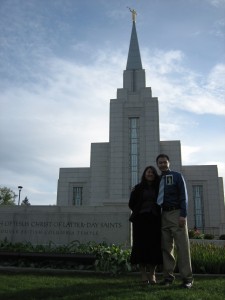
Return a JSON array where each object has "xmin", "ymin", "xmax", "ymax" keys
[{"xmin": 0, "ymin": 272, "xmax": 224, "ymax": 300}]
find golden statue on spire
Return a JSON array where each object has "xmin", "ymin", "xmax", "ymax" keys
[{"xmin": 127, "ymin": 7, "xmax": 137, "ymax": 22}]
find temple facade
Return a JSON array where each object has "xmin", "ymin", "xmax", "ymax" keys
[{"xmin": 57, "ymin": 19, "xmax": 225, "ymax": 236}]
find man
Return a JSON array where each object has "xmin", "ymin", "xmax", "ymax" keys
[{"xmin": 156, "ymin": 154, "xmax": 193, "ymax": 289}]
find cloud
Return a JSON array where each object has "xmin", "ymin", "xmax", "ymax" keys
[
  {"xmin": 207, "ymin": 0, "xmax": 225, "ymax": 8},
  {"xmin": 0, "ymin": 47, "xmax": 126, "ymax": 204},
  {"xmin": 206, "ymin": 64, "xmax": 225, "ymax": 91},
  {"xmin": 209, "ymin": 19, "xmax": 225, "ymax": 37},
  {"xmin": 143, "ymin": 49, "xmax": 225, "ymax": 116},
  {"xmin": 181, "ymin": 145, "xmax": 201, "ymax": 164}
]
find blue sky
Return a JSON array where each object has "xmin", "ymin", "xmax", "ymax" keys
[{"xmin": 0, "ymin": 0, "xmax": 224, "ymax": 205}]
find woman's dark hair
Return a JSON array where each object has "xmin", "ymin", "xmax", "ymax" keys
[{"xmin": 140, "ymin": 166, "xmax": 160, "ymax": 187}]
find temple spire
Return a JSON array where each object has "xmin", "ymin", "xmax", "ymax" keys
[{"xmin": 126, "ymin": 10, "xmax": 142, "ymax": 70}]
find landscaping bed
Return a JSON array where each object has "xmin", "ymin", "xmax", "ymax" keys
[{"xmin": 0, "ymin": 238, "xmax": 225, "ymax": 274}]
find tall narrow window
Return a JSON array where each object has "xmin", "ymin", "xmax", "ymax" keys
[
  {"xmin": 193, "ymin": 185, "xmax": 204, "ymax": 231},
  {"xmin": 129, "ymin": 118, "xmax": 139, "ymax": 188},
  {"xmin": 73, "ymin": 187, "xmax": 82, "ymax": 206}
]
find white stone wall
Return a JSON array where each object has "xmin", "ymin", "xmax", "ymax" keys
[
  {"xmin": 57, "ymin": 168, "xmax": 90, "ymax": 206},
  {"xmin": 159, "ymin": 140, "xmax": 182, "ymax": 173},
  {"xmin": 90, "ymin": 142, "xmax": 109, "ymax": 205},
  {"xmin": 0, "ymin": 206, "xmax": 130, "ymax": 246},
  {"xmin": 142, "ymin": 97, "xmax": 160, "ymax": 168},
  {"xmin": 182, "ymin": 165, "xmax": 224, "ymax": 235},
  {"xmin": 109, "ymin": 99, "xmax": 124, "ymax": 202}
]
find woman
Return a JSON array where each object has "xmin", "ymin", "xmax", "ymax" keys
[{"xmin": 129, "ymin": 166, "xmax": 162, "ymax": 285}]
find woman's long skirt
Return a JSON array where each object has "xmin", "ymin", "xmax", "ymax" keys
[{"xmin": 130, "ymin": 212, "xmax": 162, "ymax": 265}]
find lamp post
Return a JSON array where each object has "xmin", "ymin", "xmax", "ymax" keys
[{"xmin": 18, "ymin": 186, "xmax": 23, "ymax": 205}]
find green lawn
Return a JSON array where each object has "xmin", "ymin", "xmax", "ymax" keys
[{"xmin": 0, "ymin": 272, "xmax": 224, "ymax": 300}]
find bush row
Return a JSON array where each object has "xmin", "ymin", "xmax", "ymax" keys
[
  {"xmin": 188, "ymin": 230, "xmax": 225, "ymax": 240},
  {"xmin": 0, "ymin": 238, "xmax": 225, "ymax": 274}
]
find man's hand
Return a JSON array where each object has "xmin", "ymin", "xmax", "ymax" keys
[{"xmin": 179, "ymin": 216, "xmax": 186, "ymax": 228}]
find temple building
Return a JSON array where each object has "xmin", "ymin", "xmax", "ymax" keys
[{"xmin": 57, "ymin": 16, "xmax": 225, "ymax": 236}]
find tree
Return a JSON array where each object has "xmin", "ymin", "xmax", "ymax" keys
[
  {"xmin": 21, "ymin": 196, "xmax": 31, "ymax": 206},
  {"xmin": 0, "ymin": 187, "xmax": 16, "ymax": 205}
]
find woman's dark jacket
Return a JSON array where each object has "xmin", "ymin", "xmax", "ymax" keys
[{"xmin": 129, "ymin": 182, "xmax": 160, "ymax": 222}]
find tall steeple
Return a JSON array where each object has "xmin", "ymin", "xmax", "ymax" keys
[
  {"xmin": 126, "ymin": 21, "xmax": 142, "ymax": 70},
  {"xmin": 123, "ymin": 11, "xmax": 146, "ymax": 93}
]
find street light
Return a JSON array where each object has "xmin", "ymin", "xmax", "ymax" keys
[{"xmin": 18, "ymin": 186, "xmax": 23, "ymax": 205}]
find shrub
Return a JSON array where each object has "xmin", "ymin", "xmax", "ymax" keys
[
  {"xmin": 204, "ymin": 233, "xmax": 214, "ymax": 240},
  {"xmin": 188, "ymin": 229, "xmax": 204, "ymax": 239},
  {"xmin": 93, "ymin": 243, "xmax": 132, "ymax": 274},
  {"xmin": 219, "ymin": 234, "xmax": 225, "ymax": 240},
  {"xmin": 188, "ymin": 230, "xmax": 195, "ymax": 238}
]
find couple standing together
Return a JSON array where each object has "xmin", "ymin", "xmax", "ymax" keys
[{"xmin": 129, "ymin": 154, "xmax": 193, "ymax": 289}]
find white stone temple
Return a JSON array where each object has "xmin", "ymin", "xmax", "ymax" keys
[{"xmin": 57, "ymin": 17, "xmax": 225, "ymax": 236}]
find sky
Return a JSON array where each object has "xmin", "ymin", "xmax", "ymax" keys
[{"xmin": 0, "ymin": 0, "xmax": 224, "ymax": 205}]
